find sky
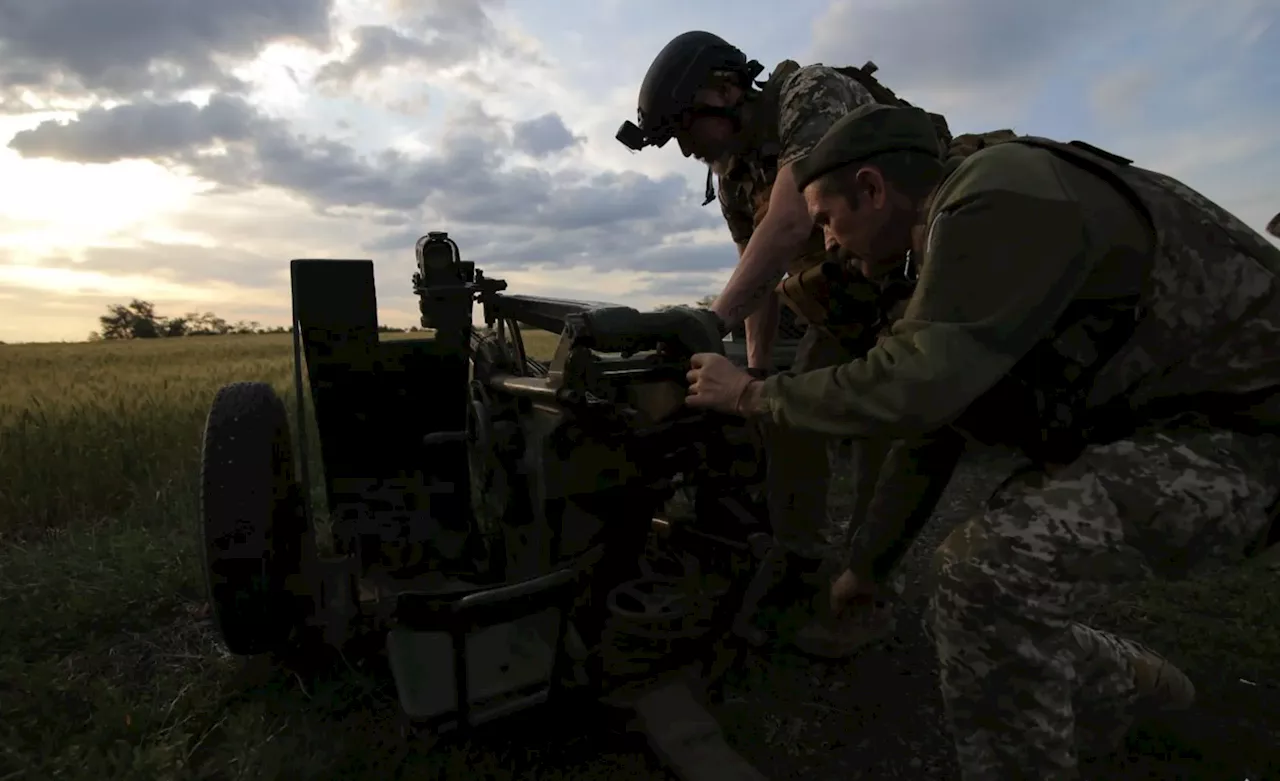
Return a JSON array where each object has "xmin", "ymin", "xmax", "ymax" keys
[{"xmin": 0, "ymin": 0, "xmax": 1277, "ymax": 343}]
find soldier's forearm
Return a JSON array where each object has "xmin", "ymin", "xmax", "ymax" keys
[
  {"xmin": 844, "ymin": 431, "xmax": 967, "ymax": 582},
  {"xmin": 713, "ymin": 210, "xmax": 812, "ymax": 332},
  {"xmin": 839, "ymin": 438, "xmax": 893, "ymax": 568},
  {"xmin": 744, "ymin": 293, "xmax": 780, "ymax": 369}
]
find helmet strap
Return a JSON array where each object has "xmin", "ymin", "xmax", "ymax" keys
[{"xmin": 690, "ymin": 101, "xmax": 747, "ymax": 206}]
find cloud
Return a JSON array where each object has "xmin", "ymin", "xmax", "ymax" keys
[
  {"xmin": 0, "ymin": 1, "xmax": 739, "ymax": 342},
  {"xmin": 4, "ymin": 0, "xmax": 1277, "ymax": 344},
  {"xmin": 803, "ymin": 0, "xmax": 1278, "ymax": 243},
  {"xmin": 311, "ymin": 0, "xmax": 548, "ymax": 105},
  {"xmin": 1073, "ymin": 1, "xmax": 1280, "ymax": 244},
  {"xmin": 1089, "ymin": 66, "xmax": 1157, "ymax": 127},
  {"xmin": 512, "ymin": 113, "xmax": 584, "ymax": 158},
  {"xmin": 315, "ymin": 18, "xmax": 495, "ymax": 87},
  {"xmin": 808, "ymin": 0, "xmax": 1127, "ymax": 123},
  {"xmin": 371, "ymin": 222, "xmax": 734, "ymax": 274},
  {"xmin": 7, "ymin": 97, "xmax": 261, "ymax": 163},
  {"xmin": 0, "ymin": 0, "xmax": 334, "ymax": 112},
  {"xmin": 9, "ymin": 98, "xmax": 721, "ymax": 258},
  {"xmin": 37, "ymin": 243, "xmax": 289, "ymax": 290},
  {"xmin": 0, "ymin": 274, "xmax": 296, "ymax": 343},
  {"xmin": 637, "ymin": 271, "xmax": 726, "ymax": 302}
]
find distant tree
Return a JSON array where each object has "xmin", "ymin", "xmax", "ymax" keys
[
  {"xmin": 184, "ymin": 311, "xmax": 233, "ymax": 336},
  {"xmin": 161, "ymin": 316, "xmax": 188, "ymax": 337},
  {"xmin": 99, "ymin": 299, "xmax": 164, "ymax": 339},
  {"xmin": 95, "ymin": 301, "xmax": 291, "ymax": 340},
  {"xmin": 227, "ymin": 320, "xmax": 262, "ymax": 335},
  {"xmin": 657, "ymin": 294, "xmax": 719, "ymax": 312}
]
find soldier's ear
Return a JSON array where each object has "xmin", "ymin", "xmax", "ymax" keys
[{"xmin": 854, "ymin": 166, "xmax": 888, "ymax": 210}]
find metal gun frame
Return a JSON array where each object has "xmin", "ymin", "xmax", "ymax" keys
[{"xmin": 197, "ymin": 232, "xmax": 786, "ymax": 772}]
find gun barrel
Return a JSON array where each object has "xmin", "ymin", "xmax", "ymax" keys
[{"xmin": 486, "ymin": 373, "xmax": 565, "ymax": 402}]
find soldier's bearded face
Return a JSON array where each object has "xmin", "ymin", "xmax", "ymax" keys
[
  {"xmin": 805, "ymin": 178, "xmax": 906, "ymax": 278},
  {"xmin": 674, "ymin": 85, "xmax": 739, "ymax": 165},
  {"xmin": 676, "ymin": 117, "xmax": 734, "ymax": 165}
]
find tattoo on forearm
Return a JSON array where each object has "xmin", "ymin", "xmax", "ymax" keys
[
  {"xmin": 722, "ymin": 301, "xmax": 753, "ymax": 328},
  {"xmin": 721, "ymin": 283, "xmax": 776, "ymax": 329}
]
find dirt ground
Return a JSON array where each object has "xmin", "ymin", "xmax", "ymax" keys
[
  {"xmin": 6, "ymin": 417, "xmax": 1277, "ymax": 779},
  {"xmin": 703, "ymin": 446, "xmax": 1280, "ymax": 780},
  {"xmin": 317, "ymin": 445, "xmax": 1280, "ymax": 781}
]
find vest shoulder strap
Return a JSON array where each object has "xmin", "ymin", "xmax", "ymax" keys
[
  {"xmin": 1011, "ymin": 136, "xmax": 1135, "ymax": 167},
  {"xmin": 833, "ymin": 61, "xmax": 952, "ymax": 146},
  {"xmin": 1007, "ymin": 137, "xmax": 1151, "ymax": 225},
  {"xmin": 755, "ymin": 59, "xmax": 803, "ymax": 133}
]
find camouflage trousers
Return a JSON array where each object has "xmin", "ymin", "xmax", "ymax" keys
[
  {"xmin": 929, "ymin": 425, "xmax": 1280, "ymax": 780},
  {"xmin": 762, "ymin": 323, "xmax": 890, "ymax": 567}
]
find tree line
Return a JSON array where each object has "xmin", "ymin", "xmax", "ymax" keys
[
  {"xmin": 89, "ymin": 300, "xmax": 418, "ymax": 341},
  {"xmin": 89, "ymin": 295, "xmax": 721, "ymax": 341}
]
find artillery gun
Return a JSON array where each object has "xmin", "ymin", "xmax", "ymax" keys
[{"xmin": 197, "ymin": 232, "xmax": 786, "ymax": 775}]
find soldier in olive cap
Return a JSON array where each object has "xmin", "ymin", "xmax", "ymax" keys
[
  {"xmin": 621, "ymin": 32, "xmax": 951, "ymax": 656},
  {"xmin": 686, "ymin": 103, "xmax": 1280, "ymax": 779}
]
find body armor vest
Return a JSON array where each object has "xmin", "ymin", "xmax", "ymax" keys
[{"xmin": 950, "ymin": 137, "xmax": 1280, "ymax": 464}]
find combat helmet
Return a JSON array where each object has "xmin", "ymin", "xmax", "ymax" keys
[{"xmin": 616, "ymin": 31, "xmax": 764, "ymax": 152}]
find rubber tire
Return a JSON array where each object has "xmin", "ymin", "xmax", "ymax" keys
[{"xmin": 199, "ymin": 381, "xmax": 311, "ymax": 656}]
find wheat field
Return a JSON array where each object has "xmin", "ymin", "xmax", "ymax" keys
[
  {"xmin": 0, "ymin": 331, "xmax": 562, "ymax": 538},
  {"xmin": 3, "ymin": 332, "xmax": 1279, "ymax": 780},
  {"xmin": 0, "ymin": 330, "xmax": 642, "ymax": 781}
]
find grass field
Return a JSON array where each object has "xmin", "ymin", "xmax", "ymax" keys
[
  {"xmin": 2, "ymin": 332, "xmax": 1279, "ymax": 780},
  {"xmin": 0, "ymin": 330, "xmax": 628, "ymax": 781}
]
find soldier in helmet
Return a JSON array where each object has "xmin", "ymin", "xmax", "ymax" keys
[
  {"xmin": 685, "ymin": 102, "xmax": 1280, "ymax": 779},
  {"xmin": 618, "ymin": 32, "xmax": 951, "ymax": 656}
]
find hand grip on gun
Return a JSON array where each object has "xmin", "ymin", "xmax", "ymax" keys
[{"xmin": 567, "ymin": 306, "xmax": 727, "ymax": 358}]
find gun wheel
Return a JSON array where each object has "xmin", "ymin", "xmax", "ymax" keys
[{"xmin": 199, "ymin": 381, "xmax": 314, "ymax": 656}]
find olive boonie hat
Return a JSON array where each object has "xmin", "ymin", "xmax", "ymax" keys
[{"xmin": 793, "ymin": 103, "xmax": 942, "ymax": 191}]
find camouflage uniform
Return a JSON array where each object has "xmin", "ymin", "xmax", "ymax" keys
[
  {"xmin": 717, "ymin": 62, "xmax": 874, "ymax": 274},
  {"xmin": 716, "ymin": 62, "xmax": 897, "ymax": 571},
  {"xmin": 772, "ymin": 105, "xmax": 1280, "ymax": 778}
]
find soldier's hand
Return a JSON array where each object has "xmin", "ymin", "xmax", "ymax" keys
[
  {"xmin": 686, "ymin": 353, "xmax": 757, "ymax": 415},
  {"xmin": 830, "ymin": 568, "xmax": 876, "ymax": 617}
]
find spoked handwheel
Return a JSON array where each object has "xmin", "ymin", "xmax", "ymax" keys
[{"xmin": 199, "ymin": 381, "xmax": 316, "ymax": 656}]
